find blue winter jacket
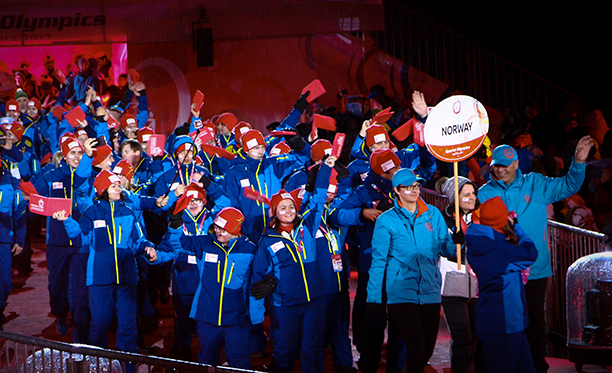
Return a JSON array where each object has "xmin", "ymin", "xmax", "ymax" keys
[
  {"xmin": 0, "ymin": 172, "xmax": 26, "ymax": 246},
  {"xmin": 63, "ymin": 199, "xmax": 155, "ymax": 286},
  {"xmin": 348, "ymin": 137, "xmax": 437, "ymax": 187},
  {"xmin": 249, "ymin": 163, "xmax": 332, "ymax": 324},
  {"xmin": 466, "ymin": 223, "xmax": 537, "ymax": 335},
  {"xmin": 478, "ymin": 159, "xmax": 585, "ymax": 280},
  {"xmin": 367, "ymin": 198, "xmax": 455, "ymax": 305},
  {"xmin": 33, "ymin": 155, "xmax": 92, "ymax": 246},
  {"xmin": 224, "ymin": 142, "xmax": 310, "ymax": 243},
  {"xmin": 329, "ymin": 172, "xmax": 396, "ymax": 272},
  {"xmin": 163, "ymin": 226, "xmax": 257, "ymax": 326}
]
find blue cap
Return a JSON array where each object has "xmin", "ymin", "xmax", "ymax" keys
[
  {"xmin": 392, "ymin": 168, "xmax": 424, "ymax": 188},
  {"xmin": 171, "ymin": 135, "xmax": 196, "ymax": 155},
  {"xmin": 491, "ymin": 145, "xmax": 518, "ymax": 167}
]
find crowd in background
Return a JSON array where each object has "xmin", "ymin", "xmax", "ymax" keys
[{"xmin": 0, "ymin": 50, "xmax": 609, "ymax": 373}]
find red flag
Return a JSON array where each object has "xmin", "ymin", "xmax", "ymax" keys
[
  {"xmin": 29, "ymin": 194, "xmax": 72, "ymax": 217},
  {"xmin": 301, "ymin": 79, "xmax": 326, "ymax": 102},
  {"xmin": 243, "ymin": 187, "xmax": 271, "ymax": 205},
  {"xmin": 200, "ymin": 144, "xmax": 236, "ymax": 160},
  {"xmin": 193, "ymin": 90, "xmax": 205, "ymax": 112},
  {"xmin": 312, "ymin": 114, "xmax": 337, "ymax": 131},
  {"xmin": 392, "ymin": 117, "xmax": 418, "ymax": 141},
  {"xmin": 331, "ymin": 132, "xmax": 346, "ymax": 159},
  {"xmin": 64, "ymin": 106, "xmax": 86, "ymax": 127}
]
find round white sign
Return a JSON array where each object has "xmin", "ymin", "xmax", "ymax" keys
[{"xmin": 423, "ymin": 95, "xmax": 489, "ymax": 162}]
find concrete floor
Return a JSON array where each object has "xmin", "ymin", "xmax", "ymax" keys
[{"xmin": 1, "ymin": 235, "xmax": 611, "ymax": 372}]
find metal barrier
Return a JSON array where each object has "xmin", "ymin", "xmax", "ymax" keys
[
  {"xmin": 0, "ymin": 330, "xmax": 261, "ymax": 373},
  {"xmin": 420, "ymin": 188, "xmax": 611, "ymax": 349}
]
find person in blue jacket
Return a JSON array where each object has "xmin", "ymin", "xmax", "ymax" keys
[
  {"xmin": 0, "ymin": 159, "xmax": 27, "ymax": 331},
  {"xmin": 32, "ymin": 135, "xmax": 95, "ymax": 336},
  {"xmin": 52, "ymin": 170, "xmax": 160, "ymax": 357},
  {"xmin": 161, "ymin": 206, "xmax": 256, "ymax": 368},
  {"xmin": 224, "ymin": 129, "xmax": 310, "ymax": 244},
  {"xmin": 302, "ymin": 158, "xmax": 355, "ymax": 372},
  {"xmin": 465, "ymin": 196, "xmax": 538, "ymax": 373},
  {"xmin": 367, "ymin": 168, "xmax": 459, "ymax": 373},
  {"xmin": 348, "ymin": 122, "xmax": 436, "ymax": 188},
  {"xmin": 329, "ymin": 149, "xmax": 406, "ymax": 373},
  {"xmin": 477, "ymin": 136, "xmax": 593, "ymax": 373},
  {"xmin": 249, "ymin": 160, "xmax": 334, "ymax": 373}
]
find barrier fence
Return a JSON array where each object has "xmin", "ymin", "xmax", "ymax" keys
[
  {"xmin": 420, "ymin": 188, "xmax": 611, "ymax": 349},
  {"xmin": 0, "ymin": 330, "xmax": 261, "ymax": 373}
]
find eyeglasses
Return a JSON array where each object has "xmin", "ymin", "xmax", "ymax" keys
[{"xmin": 400, "ymin": 183, "xmax": 422, "ymax": 191}]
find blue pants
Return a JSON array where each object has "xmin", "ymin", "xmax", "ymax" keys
[
  {"xmin": 325, "ymin": 291, "xmax": 354, "ymax": 369},
  {"xmin": 172, "ymin": 293, "xmax": 196, "ymax": 355},
  {"xmin": 71, "ymin": 253, "xmax": 90, "ymax": 343},
  {"xmin": 196, "ymin": 321, "xmax": 252, "ymax": 369},
  {"xmin": 88, "ymin": 282, "xmax": 138, "ymax": 354},
  {"xmin": 269, "ymin": 297, "xmax": 326, "ymax": 373},
  {"xmin": 46, "ymin": 245, "xmax": 78, "ymax": 318},
  {"xmin": 0, "ymin": 243, "xmax": 12, "ymax": 312},
  {"xmin": 480, "ymin": 331, "xmax": 536, "ymax": 373}
]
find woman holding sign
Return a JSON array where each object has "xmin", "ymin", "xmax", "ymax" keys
[{"xmin": 366, "ymin": 168, "xmax": 461, "ymax": 373}]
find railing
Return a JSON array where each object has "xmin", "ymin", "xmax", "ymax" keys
[
  {"xmin": 0, "ymin": 331, "xmax": 261, "ymax": 373},
  {"xmin": 373, "ymin": 0, "xmax": 577, "ymax": 115},
  {"xmin": 420, "ymin": 188, "xmax": 611, "ymax": 352}
]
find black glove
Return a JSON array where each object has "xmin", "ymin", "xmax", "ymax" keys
[
  {"xmin": 251, "ymin": 275, "xmax": 278, "ymax": 299},
  {"xmin": 452, "ymin": 229, "xmax": 465, "ymax": 245},
  {"xmin": 305, "ymin": 164, "xmax": 320, "ymax": 193},
  {"xmin": 174, "ymin": 122, "xmax": 190, "ymax": 136},
  {"xmin": 285, "ymin": 132, "xmax": 306, "ymax": 153},
  {"xmin": 334, "ymin": 163, "xmax": 350, "ymax": 181},
  {"xmin": 293, "ymin": 91, "xmax": 310, "ymax": 113},
  {"xmin": 168, "ymin": 203, "xmax": 184, "ymax": 229},
  {"xmin": 195, "ymin": 173, "xmax": 212, "ymax": 189},
  {"xmin": 152, "ymin": 155, "xmax": 164, "ymax": 162},
  {"xmin": 295, "ymin": 122, "xmax": 312, "ymax": 139},
  {"xmin": 366, "ymin": 303, "xmax": 385, "ymax": 320}
]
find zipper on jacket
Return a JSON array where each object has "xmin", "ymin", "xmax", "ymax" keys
[{"xmin": 110, "ymin": 202, "xmax": 119, "ymax": 284}]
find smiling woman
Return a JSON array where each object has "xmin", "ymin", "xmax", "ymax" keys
[{"xmin": 367, "ymin": 168, "xmax": 460, "ymax": 373}]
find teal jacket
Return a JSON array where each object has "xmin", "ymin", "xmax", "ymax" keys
[
  {"xmin": 367, "ymin": 198, "xmax": 454, "ymax": 305},
  {"xmin": 478, "ymin": 159, "xmax": 585, "ymax": 280}
]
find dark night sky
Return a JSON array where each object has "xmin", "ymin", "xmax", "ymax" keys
[{"xmin": 406, "ymin": 1, "xmax": 610, "ymax": 119}]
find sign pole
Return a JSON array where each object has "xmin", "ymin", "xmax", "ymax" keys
[{"xmin": 453, "ymin": 162, "xmax": 461, "ymax": 270}]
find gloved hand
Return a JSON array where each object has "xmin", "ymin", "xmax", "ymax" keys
[
  {"xmin": 251, "ymin": 275, "xmax": 278, "ymax": 299},
  {"xmin": 195, "ymin": 173, "xmax": 212, "ymax": 189},
  {"xmin": 452, "ymin": 229, "xmax": 465, "ymax": 245},
  {"xmin": 305, "ymin": 164, "xmax": 320, "ymax": 193},
  {"xmin": 293, "ymin": 91, "xmax": 310, "ymax": 113},
  {"xmin": 366, "ymin": 303, "xmax": 385, "ymax": 320},
  {"xmin": 168, "ymin": 203, "xmax": 184, "ymax": 229},
  {"xmin": 174, "ymin": 122, "xmax": 190, "ymax": 136},
  {"xmin": 333, "ymin": 163, "xmax": 350, "ymax": 181},
  {"xmin": 285, "ymin": 132, "xmax": 306, "ymax": 153}
]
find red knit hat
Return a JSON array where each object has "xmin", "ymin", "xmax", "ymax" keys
[
  {"xmin": 120, "ymin": 114, "xmax": 137, "ymax": 129},
  {"xmin": 1, "ymin": 121, "xmax": 24, "ymax": 142},
  {"xmin": 370, "ymin": 149, "xmax": 400, "ymax": 176},
  {"xmin": 137, "ymin": 127, "xmax": 155, "ymax": 143},
  {"xmin": 92, "ymin": 144, "xmax": 113, "ymax": 166},
  {"xmin": 217, "ymin": 112, "xmax": 238, "ymax": 131},
  {"xmin": 112, "ymin": 159, "xmax": 134, "ymax": 180},
  {"xmin": 310, "ymin": 139, "xmax": 332, "ymax": 162},
  {"xmin": 75, "ymin": 128, "xmax": 88, "ymax": 138},
  {"xmin": 174, "ymin": 182, "xmax": 207, "ymax": 214},
  {"xmin": 233, "ymin": 121, "xmax": 252, "ymax": 143},
  {"xmin": 269, "ymin": 189, "xmax": 296, "ymax": 217},
  {"xmin": 61, "ymin": 137, "xmax": 83, "ymax": 158},
  {"xmin": 290, "ymin": 188, "xmax": 305, "ymax": 213},
  {"xmin": 479, "ymin": 196, "xmax": 509, "ymax": 233},
  {"xmin": 28, "ymin": 98, "xmax": 42, "ymax": 111},
  {"xmin": 6, "ymin": 100, "xmax": 19, "ymax": 113},
  {"xmin": 94, "ymin": 170, "xmax": 121, "ymax": 196},
  {"xmin": 242, "ymin": 130, "xmax": 266, "ymax": 152},
  {"xmin": 213, "ymin": 207, "xmax": 245, "ymax": 235},
  {"xmin": 365, "ymin": 124, "xmax": 390, "ymax": 147},
  {"xmin": 270, "ymin": 141, "xmax": 291, "ymax": 156}
]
